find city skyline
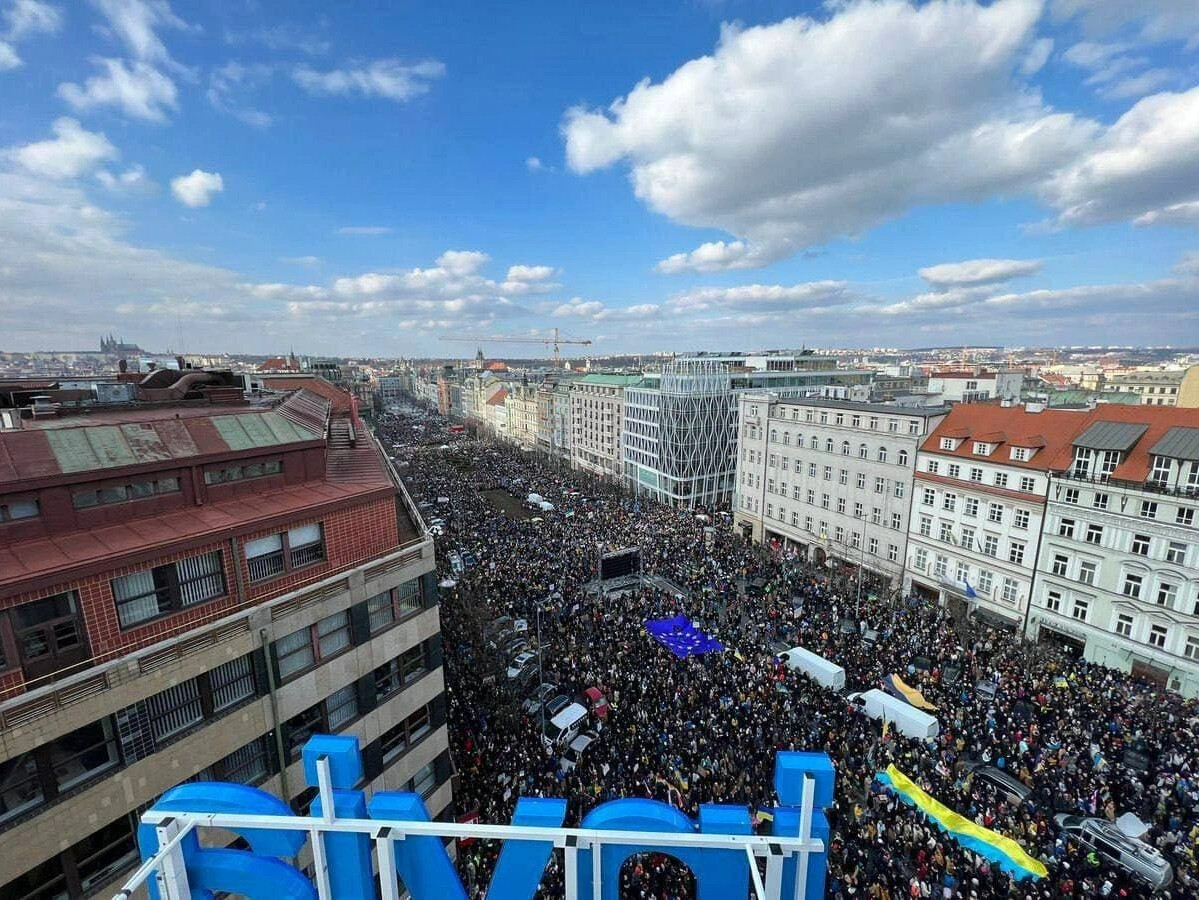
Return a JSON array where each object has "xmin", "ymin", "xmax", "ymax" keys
[{"xmin": 1, "ymin": 0, "xmax": 1198, "ymax": 355}]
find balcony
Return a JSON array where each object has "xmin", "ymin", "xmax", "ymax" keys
[{"xmin": 1057, "ymin": 470, "xmax": 1198, "ymax": 500}]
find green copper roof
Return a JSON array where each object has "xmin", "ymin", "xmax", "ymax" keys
[{"xmin": 210, "ymin": 411, "xmax": 320, "ymax": 450}]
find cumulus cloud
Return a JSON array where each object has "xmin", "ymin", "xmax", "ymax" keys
[
  {"xmin": 170, "ymin": 168, "xmax": 223, "ymax": 206},
  {"xmin": 564, "ymin": 0, "xmax": 1199, "ymax": 272},
  {"xmin": 4, "ymin": 0, "xmax": 62, "ymax": 40},
  {"xmin": 0, "ymin": 40, "xmax": 17, "ymax": 69},
  {"xmin": 89, "ymin": 0, "xmax": 188, "ymax": 64},
  {"xmin": 1051, "ymin": 0, "xmax": 1199, "ymax": 46},
  {"xmin": 919, "ymin": 258, "xmax": 1043, "ymax": 289},
  {"xmin": 10, "ymin": 117, "xmax": 117, "ymax": 179},
  {"xmin": 669, "ymin": 280, "xmax": 852, "ymax": 313},
  {"xmin": 95, "ymin": 163, "xmax": 155, "ymax": 194},
  {"xmin": 292, "ymin": 59, "xmax": 445, "ymax": 101},
  {"xmin": 59, "ymin": 57, "xmax": 178, "ymax": 121}
]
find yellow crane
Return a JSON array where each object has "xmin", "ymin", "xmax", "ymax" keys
[{"xmin": 440, "ymin": 328, "xmax": 592, "ymax": 366}]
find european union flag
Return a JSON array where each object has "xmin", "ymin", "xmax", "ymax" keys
[
  {"xmin": 645, "ymin": 616, "xmax": 724, "ymax": 658},
  {"xmin": 964, "ymin": 581, "xmax": 978, "ymax": 599}
]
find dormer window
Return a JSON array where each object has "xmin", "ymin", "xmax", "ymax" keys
[
  {"xmin": 1148, "ymin": 455, "xmax": 1171, "ymax": 485},
  {"xmin": 939, "ymin": 437, "xmax": 958, "ymax": 451},
  {"xmin": 972, "ymin": 442, "xmax": 993, "ymax": 456},
  {"xmin": 1071, "ymin": 446, "xmax": 1091, "ymax": 479},
  {"xmin": 1010, "ymin": 446, "xmax": 1033, "ymax": 462}
]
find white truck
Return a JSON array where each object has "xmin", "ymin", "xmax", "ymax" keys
[
  {"xmin": 778, "ymin": 646, "xmax": 846, "ymax": 692},
  {"xmin": 849, "ymin": 688, "xmax": 939, "ymax": 740}
]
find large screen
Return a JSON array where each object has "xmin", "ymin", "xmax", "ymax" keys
[{"xmin": 600, "ymin": 547, "xmax": 640, "ymax": 581}]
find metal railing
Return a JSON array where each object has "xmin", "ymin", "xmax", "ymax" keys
[{"xmin": 115, "ymin": 757, "xmax": 826, "ymax": 900}]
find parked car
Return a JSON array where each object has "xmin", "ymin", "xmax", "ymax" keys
[
  {"xmin": 522, "ymin": 683, "xmax": 557, "ymax": 716},
  {"xmin": 544, "ymin": 694, "xmax": 572, "ymax": 719},
  {"xmin": 965, "ymin": 763, "xmax": 1033, "ymax": 806},
  {"xmin": 506, "ymin": 650, "xmax": 537, "ymax": 679},
  {"xmin": 560, "ymin": 730, "xmax": 599, "ymax": 773},
  {"xmin": 1054, "ymin": 815, "xmax": 1173, "ymax": 891},
  {"xmin": 582, "ymin": 686, "xmax": 609, "ymax": 719}
]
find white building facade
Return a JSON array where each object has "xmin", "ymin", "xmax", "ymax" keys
[
  {"xmin": 1029, "ymin": 415, "xmax": 1199, "ymax": 696},
  {"xmin": 570, "ymin": 374, "xmax": 641, "ymax": 481},
  {"xmin": 734, "ymin": 396, "xmax": 948, "ymax": 584}
]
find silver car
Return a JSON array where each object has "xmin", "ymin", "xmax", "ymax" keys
[{"xmin": 1055, "ymin": 814, "xmax": 1173, "ymax": 892}]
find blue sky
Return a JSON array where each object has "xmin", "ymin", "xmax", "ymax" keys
[{"xmin": 1, "ymin": 0, "xmax": 1197, "ymax": 357}]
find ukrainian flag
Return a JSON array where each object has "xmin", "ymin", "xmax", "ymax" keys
[
  {"xmin": 883, "ymin": 674, "xmax": 937, "ymax": 711},
  {"xmin": 875, "ymin": 765, "xmax": 1047, "ymax": 881}
]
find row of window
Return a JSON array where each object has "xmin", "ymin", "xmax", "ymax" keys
[
  {"xmin": 0, "ymin": 497, "xmax": 39, "ymax": 522},
  {"xmin": 751, "ymin": 494, "xmax": 905, "ymax": 532},
  {"xmin": 757, "ymin": 469, "xmax": 904, "ymax": 499},
  {"xmin": 1059, "ymin": 486, "xmax": 1195, "ymax": 526},
  {"xmin": 1043, "ymin": 592, "xmax": 1199, "ymax": 659},
  {"xmin": 920, "ymin": 487, "xmax": 1030, "ymax": 528},
  {"xmin": 203, "ymin": 458, "xmax": 283, "ymax": 485},
  {"xmin": 72, "ymin": 476, "xmax": 181, "ymax": 509},
  {"xmin": 926, "ymin": 458, "xmax": 1039, "ymax": 493},
  {"xmin": 753, "ymin": 405, "xmax": 921, "ymax": 434},
  {"xmin": 939, "ymin": 436, "xmax": 1037, "ymax": 463},
  {"xmin": 1058, "ymin": 518, "xmax": 1191, "ymax": 564},
  {"xmin": 916, "ymin": 515, "xmax": 1028, "ymax": 564},
  {"xmin": 1046, "ymin": 552, "xmax": 1197, "ymax": 615},
  {"xmin": 758, "ymin": 432, "xmax": 914, "ymax": 467},
  {"xmin": 761, "ymin": 506, "xmax": 901, "ymax": 561},
  {"xmin": 912, "ymin": 548, "xmax": 1021, "ymax": 605}
]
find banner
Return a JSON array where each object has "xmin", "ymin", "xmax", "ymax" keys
[
  {"xmin": 883, "ymin": 674, "xmax": 937, "ymax": 711},
  {"xmin": 875, "ymin": 765, "xmax": 1047, "ymax": 881},
  {"xmin": 644, "ymin": 615, "xmax": 724, "ymax": 658}
]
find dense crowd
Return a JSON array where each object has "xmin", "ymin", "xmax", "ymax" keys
[{"xmin": 378, "ymin": 407, "xmax": 1199, "ymax": 899}]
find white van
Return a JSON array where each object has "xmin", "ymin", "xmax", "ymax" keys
[
  {"xmin": 542, "ymin": 702, "xmax": 588, "ymax": 751},
  {"xmin": 849, "ymin": 689, "xmax": 939, "ymax": 740},
  {"xmin": 778, "ymin": 646, "xmax": 846, "ymax": 692}
]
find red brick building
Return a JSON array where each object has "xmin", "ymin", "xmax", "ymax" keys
[{"xmin": 0, "ymin": 374, "xmax": 450, "ymax": 898}]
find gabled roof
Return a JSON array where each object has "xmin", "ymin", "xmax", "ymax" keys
[
  {"xmin": 920, "ymin": 404, "xmax": 1090, "ymax": 472},
  {"xmin": 260, "ymin": 374, "xmax": 353, "ymax": 414},
  {"xmin": 1073, "ymin": 421, "xmax": 1149, "ymax": 452},
  {"xmin": 486, "ymin": 388, "xmax": 509, "ymax": 406},
  {"xmin": 1150, "ymin": 427, "xmax": 1199, "ymax": 462}
]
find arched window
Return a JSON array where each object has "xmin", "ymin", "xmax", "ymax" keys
[
  {"xmin": 782, "ymin": 431, "xmax": 791, "ymax": 445},
  {"xmin": 898, "ymin": 449, "xmax": 909, "ymax": 466},
  {"xmin": 825, "ymin": 438, "xmax": 834, "ymax": 453},
  {"xmin": 810, "ymin": 435, "xmax": 819, "ymax": 449},
  {"xmin": 859, "ymin": 443, "xmax": 868, "ymax": 459},
  {"xmin": 770, "ymin": 429, "xmax": 777, "ymax": 442},
  {"xmin": 841, "ymin": 441, "xmax": 850, "ymax": 456},
  {"xmin": 878, "ymin": 447, "xmax": 888, "ymax": 463}
]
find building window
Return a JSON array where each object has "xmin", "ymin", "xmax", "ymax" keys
[
  {"xmin": 0, "ymin": 497, "xmax": 39, "ymax": 522},
  {"xmin": 894, "ymin": 481, "xmax": 905, "ymax": 499},
  {"xmin": 409, "ymin": 760, "xmax": 437, "ymax": 797},
  {"xmin": 1011, "ymin": 447, "xmax": 1029, "ymax": 462},
  {"xmin": 977, "ymin": 570, "xmax": 993, "ymax": 594},
  {"xmin": 823, "ymin": 466, "xmax": 832, "ymax": 481},
  {"xmin": 981, "ymin": 535, "xmax": 999, "ymax": 557},
  {"xmin": 955, "ymin": 562, "xmax": 969, "ymax": 584},
  {"xmin": 888, "ymin": 544, "xmax": 898, "ymax": 562},
  {"xmin": 939, "ymin": 522, "xmax": 953, "ymax": 543},
  {"xmin": 1092, "ymin": 492, "xmax": 1109, "ymax": 510},
  {"xmin": 927, "ymin": 460, "xmax": 939, "ymax": 475},
  {"xmin": 1148, "ymin": 625, "xmax": 1168, "ymax": 649},
  {"xmin": 0, "ymin": 719, "xmax": 120, "ymax": 826},
  {"xmin": 1062, "ymin": 488, "xmax": 1079, "ymax": 504},
  {"xmin": 933, "ymin": 555, "xmax": 948, "ymax": 577},
  {"xmin": 821, "ymin": 494, "xmax": 830, "ymax": 510},
  {"xmin": 890, "ymin": 512, "xmax": 902, "ymax": 529},
  {"xmin": 1013, "ymin": 508, "xmax": 1030, "ymax": 529},
  {"xmin": 854, "ymin": 501, "xmax": 864, "ymax": 518},
  {"xmin": 1157, "ymin": 582, "xmax": 1178, "ymax": 608},
  {"xmin": 1140, "ymin": 501, "xmax": 1158, "ymax": 519},
  {"xmin": 1078, "ymin": 561, "xmax": 1097, "ymax": 585},
  {"xmin": 1185, "ymin": 636, "xmax": 1199, "ymax": 660},
  {"xmin": 246, "ymin": 523, "xmax": 325, "ymax": 582},
  {"xmin": 968, "ymin": 467, "xmax": 983, "ymax": 483},
  {"xmin": 947, "ymin": 463, "xmax": 960, "ymax": 479},
  {"xmin": 960, "ymin": 525, "xmax": 975, "ymax": 549},
  {"xmin": 913, "ymin": 548, "xmax": 928, "ymax": 571},
  {"xmin": 367, "ymin": 580, "xmax": 423, "ymax": 632},
  {"xmin": 809, "ymin": 463, "xmax": 818, "ymax": 478},
  {"xmin": 919, "ymin": 516, "xmax": 932, "ymax": 537},
  {"xmin": 972, "ymin": 442, "xmax": 989, "ymax": 456},
  {"xmin": 1045, "ymin": 590, "xmax": 1062, "ymax": 612},
  {"xmin": 204, "ymin": 459, "xmax": 283, "ymax": 485},
  {"xmin": 112, "ymin": 550, "xmax": 227, "ymax": 629},
  {"xmin": 1051, "ymin": 554, "xmax": 1069, "ymax": 576},
  {"xmin": 1001, "ymin": 578, "xmax": 1020, "ymax": 605},
  {"xmin": 1166, "ymin": 541, "xmax": 1187, "ymax": 564},
  {"xmin": 922, "ymin": 488, "xmax": 935, "ymax": 506},
  {"xmin": 380, "ymin": 704, "xmax": 434, "ymax": 764},
  {"xmin": 877, "ymin": 447, "xmax": 888, "ymax": 463},
  {"xmin": 964, "ymin": 497, "xmax": 978, "ymax": 517},
  {"xmin": 987, "ymin": 503, "xmax": 1003, "ymax": 523},
  {"xmin": 834, "ymin": 526, "xmax": 845, "ymax": 543},
  {"xmin": 993, "ymin": 472, "xmax": 1009, "ymax": 488},
  {"xmin": 71, "ymin": 476, "xmax": 181, "ymax": 509},
  {"xmin": 1019, "ymin": 476, "xmax": 1036, "ymax": 492},
  {"xmin": 1177, "ymin": 507, "xmax": 1195, "ymax": 526},
  {"xmin": 806, "ymin": 489, "xmax": 815, "ymax": 505},
  {"xmin": 898, "ymin": 450, "xmax": 909, "ymax": 466},
  {"xmin": 840, "ymin": 441, "xmax": 850, "ymax": 456},
  {"xmin": 869, "ymin": 537, "xmax": 879, "ymax": 555},
  {"xmin": 850, "ymin": 531, "xmax": 861, "ymax": 549},
  {"xmin": 825, "ymin": 438, "xmax": 835, "ymax": 453},
  {"xmin": 867, "ymin": 505, "xmax": 878, "ymax": 523},
  {"xmin": 1008, "ymin": 541, "xmax": 1025, "ymax": 565},
  {"xmin": 1071, "ymin": 596, "xmax": 1088, "ymax": 620},
  {"xmin": 1122, "ymin": 573, "xmax": 1143, "ymax": 599},
  {"xmin": 1058, "ymin": 518, "xmax": 1075, "ymax": 538},
  {"xmin": 1131, "ymin": 534, "xmax": 1151, "ymax": 556},
  {"xmin": 856, "ymin": 472, "xmax": 866, "ymax": 489},
  {"xmin": 939, "ymin": 438, "xmax": 956, "ymax": 451},
  {"xmin": 1115, "ymin": 614, "xmax": 1133, "ymax": 637},
  {"xmin": 804, "ymin": 516, "xmax": 813, "ymax": 532},
  {"xmin": 1149, "ymin": 456, "xmax": 1171, "ymax": 485},
  {"xmin": 275, "ymin": 609, "xmax": 352, "ymax": 681},
  {"xmin": 1085, "ymin": 524, "xmax": 1103, "ymax": 545},
  {"xmin": 888, "ymin": 419, "xmax": 898, "ymax": 433},
  {"xmin": 858, "ymin": 444, "xmax": 868, "ymax": 459},
  {"xmin": 839, "ymin": 469, "xmax": 848, "ymax": 485}
]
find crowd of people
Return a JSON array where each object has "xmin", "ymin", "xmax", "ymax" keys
[{"xmin": 377, "ymin": 407, "xmax": 1199, "ymax": 899}]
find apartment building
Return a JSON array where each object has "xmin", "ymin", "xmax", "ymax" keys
[
  {"xmin": 925, "ymin": 369, "xmax": 1023, "ymax": 404},
  {"xmin": 536, "ymin": 376, "xmax": 578, "ymax": 464},
  {"xmin": 570, "ymin": 374, "xmax": 641, "ymax": 481},
  {"xmin": 504, "ymin": 382, "xmax": 540, "ymax": 451},
  {"xmin": 734, "ymin": 396, "xmax": 947, "ymax": 584},
  {"xmin": 904, "ymin": 404, "xmax": 1082, "ymax": 629},
  {"xmin": 1029, "ymin": 408, "xmax": 1199, "ymax": 696},
  {"xmin": 0, "ymin": 374, "xmax": 451, "ymax": 898},
  {"xmin": 1102, "ymin": 369, "xmax": 1185, "ymax": 406}
]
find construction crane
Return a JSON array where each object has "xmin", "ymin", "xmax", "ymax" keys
[{"xmin": 440, "ymin": 328, "xmax": 592, "ymax": 366}]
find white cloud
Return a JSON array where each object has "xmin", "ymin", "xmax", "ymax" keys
[
  {"xmin": 1051, "ymin": 0, "xmax": 1199, "ymax": 46},
  {"xmin": 0, "ymin": 40, "xmax": 17, "ymax": 69},
  {"xmin": 506, "ymin": 264, "xmax": 556, "ymax": 282},
  {"xmin": 281, "ymin": 255, "xmax": 321, "ymax": 266},
  {"xmin": 4, "ymin": 1, "xmax": 62, "ymax": 40},
  {"xmin": 553, "ymin": 298, "xmax": 606, "ymax": 318},
  {"xmin": 500, "ymin": 263, "xmax": 560, "ymax": 294},
  {"xmin": 1097, "ymin": 68, "xmax": 1176, "ymax": 100},
  {"xmin": 1039, "ymin": 87, "xmax": 1199, "ymax": 227},
  {"xmin": 207, "ymin": 61, "xmax": 274, "ymax": 127},
  {"xmin": 918, "ymin": 258, "xmax": 1042, "ymax": 289},
  {"xmin": 89, "ymin": 0, "xmax": 188, "ymax": 64},
  {"xmin": 292, "ymin": 59, "xmax": 444, "ymax": 101},
  {"xmin": 170, "ymin": 168, "xmax": 222, "ymax": 207},
  {"xmin": 669, "ymin": 280, "xmax": 852, "ymax": 312},
  {"xmin": 655, "ymin": 240, "xmax": 780, "ymax": 274},
  {"xmin": 224, "ymin": 23, "xmax": 329, "ymax": 57},
  {"xmin": 1133, "ymin": 201, "xmax": 1199, "ymax": 227},
  {"xmin": 95, "ymin": 163, "xmax": 155, "ymax": 194},
  {"xmin": 58, "ymin": 57, "xmax": 178, "ymax": 121},
  {"xmin": 1020, "ymin": 37, "xmax": 1054, "ymax": 75},
  {"xmin": 337, "ymin": 225, "xmax": 391, "ymax": 235},
  {"xmin": 436, "ymin": 249, "xmax": 489, "ymax": 275},
  {"xmin": 10, "ymin": 117, "xmax": 117, "ymax": 179},
  {"xmin": 564, "ymin": 0, "xmax": 1103, "ymax": 271}
]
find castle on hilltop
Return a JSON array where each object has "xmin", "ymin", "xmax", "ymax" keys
[{"xmin": 100, "ymin": 333, "xmax": 142, "ymax": 354}]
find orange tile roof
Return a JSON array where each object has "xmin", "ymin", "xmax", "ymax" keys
[
  {"xmin": 921, "ymin": 402, "xmax": 1199, "ymax": 480},
  {"xmin": 486, "ymin": 388, "xmax": 509, "ymax": 406},
  {"xmin": 260, "ymin": 374, "xmax": 353, "ymax": 413}
]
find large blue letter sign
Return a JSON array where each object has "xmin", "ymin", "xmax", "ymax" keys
[{"xmin": 136, "ymin": 736, "xmax": 833, "ymax": 899}]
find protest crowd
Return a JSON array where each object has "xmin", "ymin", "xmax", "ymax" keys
[{"xmin": 378, "ymin": 406, "xmax": 1199, "ymax": 899}]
